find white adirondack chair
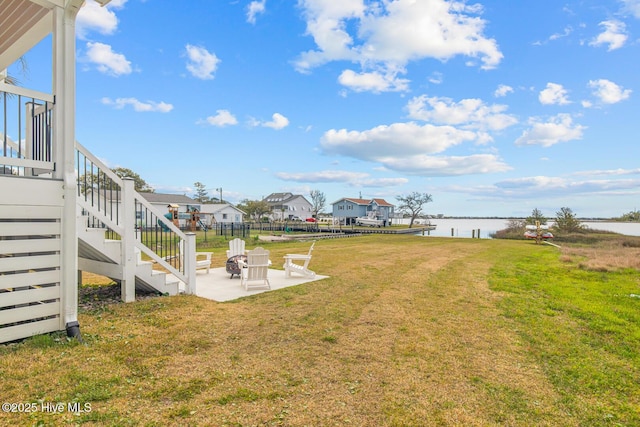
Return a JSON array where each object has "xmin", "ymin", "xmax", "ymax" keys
[
  {"xmin": 179, "ymin": 240, "xmax": 213, "ymax": 274},
  {"xmin": 239, "ymin": 247, "xmax": 271, "ymax": 290},
  {"xmin": 226, "ymin": 238, "xmax": 246, "ymax": 258},
  {"xmin": 283, "ymin": 241, "xmax": 316, "ymax": 278}
]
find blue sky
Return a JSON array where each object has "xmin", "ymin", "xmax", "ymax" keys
[{"xmin": 12, "ymin": 0, "xmax": 640, "ymax": 217}]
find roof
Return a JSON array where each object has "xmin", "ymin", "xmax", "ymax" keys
[
  {"xmin": 262, "ymin": 192, "xmax": 311, "ymax": 206},
  {"xmin": 332, "ymin": 197, "xmax": 395, "ymax": 207},
  {"xmin": 0, "ymin": 0, "xmax": 51, "ymax": 70},
  {"xmin": 141, "ymin": 193, "xmax": 197, "ymax": 205},
  {"xmin": 263, "ymin": 192, "xmax": 295, "ymax": 203},
  {"xmin": 371, "ymin": 198, "xmax": 394, "ymax": 207},
  {"xmin": 199, "ymin": 203, "xmax": 246, "ymax": 215},
  {"xmin": 0, "ymin": 0, "xmax": 102, "ymax": 71}
]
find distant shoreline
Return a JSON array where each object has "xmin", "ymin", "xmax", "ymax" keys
[{"xmin": 434, "ymin": 217, "xmax": 637, "ymax": 222}]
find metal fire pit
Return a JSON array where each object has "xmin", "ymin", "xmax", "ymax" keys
[{"xmin": 225, "ymin": 255, "xmax": 247, "ymax": 278}]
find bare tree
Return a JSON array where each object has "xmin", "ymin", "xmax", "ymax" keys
[
  {"xmin": 396, "ymin": 192, "xmax": 433, "ymax": 228},
  {"xmin": 309, "ymin": 189, "xmax": 326, "ymax": 218},
  {"xmin": 2, "ymin": 57, "xmax": 28, "ymax": 86}
]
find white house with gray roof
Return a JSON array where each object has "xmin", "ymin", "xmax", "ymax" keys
[
  {"xmin": 262, "ymin": 192, "xmax": 313, "ymax": 221},
  {"xmin": 198, "ymin": 203, "xmax": 245, "ymax": 225}
]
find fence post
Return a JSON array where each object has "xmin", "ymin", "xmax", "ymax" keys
[
  {"xmin": 121, "ymin": 178, "xmax": 136, "ymax": 302},
  {"xmin": 184, "ymin": 233, "xmax": 197, "ymax": 295}
]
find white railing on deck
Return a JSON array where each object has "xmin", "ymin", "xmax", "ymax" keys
[
  {"xmin": 0, "ymin": 82, "xmax": 55, "ymax": 176},
  {"xmin": 75, "ymin": 142, "xmax": 196, "ymax": 294}
]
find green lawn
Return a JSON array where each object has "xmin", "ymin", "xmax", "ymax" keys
[{"xmin": 1, "ymin": 235, "xmax": 638, "ymax": 426}]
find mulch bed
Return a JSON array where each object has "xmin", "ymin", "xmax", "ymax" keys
[{"xmin": 79, "ymin": 283, "xmax": 161, "ymax": 312}]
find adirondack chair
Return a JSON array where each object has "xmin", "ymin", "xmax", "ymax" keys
[
  {"xmin": 239, "ymin": 247, "xmax": 271, "ymax": 290},
  {"xmin": 283, "ymin": 241, "xmax": 316, "ymax": 278},
  {"xmin": 179, "ymin": 240, "xmax": 213, "ymax": 274},
  {"xmin": 226, "ymin": 238, "xmax": 246, "ymax": 258}
]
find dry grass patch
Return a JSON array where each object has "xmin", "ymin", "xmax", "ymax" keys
[
  {"xmin": 559, "ymin": 236, "xmax": 640, "ymax": 271},
  {"xmin": 1, "ymin": 235, "xmax": 637, "ymax": 426}
]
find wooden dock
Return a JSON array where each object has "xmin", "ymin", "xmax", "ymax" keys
[{"xmin": 279, "ymin": 225, "xmax": 436, "ymax": 239}]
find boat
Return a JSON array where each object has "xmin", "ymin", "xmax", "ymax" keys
[
  {"xmin": 524, "ymin": 224, "xmax": 554, "ymax": 240},
  {"xmin": 355, "ymin": 212, "xmax": 384, "ymax": 227}
]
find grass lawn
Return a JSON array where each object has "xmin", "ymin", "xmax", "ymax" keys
[{"xmin": 1, "ymin": 235, "xmax": 639, "ymax": 426}]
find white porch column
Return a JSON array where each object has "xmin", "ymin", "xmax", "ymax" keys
[
  {"xmin": 121, "ymin": 178, "xmax": 136, "ymax": 302},
  {"xmin": 184, "ymin": 233, "xmax": 197, "ymax": 295},
  {"xmin": 52, "ymin": 0, "xmax": 85, "ymax": 338}
]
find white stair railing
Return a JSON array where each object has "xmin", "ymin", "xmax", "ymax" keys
[
  {"xmin": 1, "ymin": 82, "xmax": 55, "ymax": 176},
  {"xmin": 75, "ymin": 142, "xmax": 196, "ymax": 298}
]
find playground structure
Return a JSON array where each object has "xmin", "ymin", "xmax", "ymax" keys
[
  {"xmin": 158, "ymin": 205, "xmax": 215, "ymax": 232},
  {"xmin": 186, "ymin": 206, "xmax": 212, "ymax": 232}
]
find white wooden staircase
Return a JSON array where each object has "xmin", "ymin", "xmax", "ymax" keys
[
  {"xmin": 75, "ymin": 142, "xmax": 199, "ymax": 301},
  {"xmin": 77, "ymin": 219, "xmax": 181, "ymax": 296}
]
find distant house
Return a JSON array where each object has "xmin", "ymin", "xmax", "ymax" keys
[
  {"xmin": 199, "ymin": 203, "xmax": 245, "ymax": 225},
  {"xmin": 331, "ymin": 197, "xmax": 395, "ymax": 226},
  {"xmin": 140, "ymin": 193, "xmax": 200, "ymax": 214},
  {"xmin": 262, "ymin": 192, "xmax": 313, "ymax": 220},
  {"xmin": 86, "ymin": 192, "xmax": 199, "ymax": 229}
]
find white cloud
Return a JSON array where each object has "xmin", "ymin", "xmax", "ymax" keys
[
  {"xmin": 588, "ymin": 79, "xmax": 632, "ymax": 104},
  {"xmin": 101, "ymin": 97, "xmax": 173, "ymax": 113},
  {"xmin": 321, "ymin": 122, "xmax": 477, "ymax": 159},
  {"xmin": 318, "ymin": 121, "xmax": 509, "ymax": 176},
  {"xmin": 539, "ymin": 82, "xmax": 570, "ymax": 105},
  {"xmin": 406, "ymin": 96, "xmax": 518, "ymax": 132},
  {"xmin": 338, "ymin": 69, "xmax": 409, "ymax": 93},
  {"xmin": 264, "ymin": 113, "xmax": 290, "ymax": 129},
  {"xmin": 590, "ymin": 20, "xmax": 628, "ymax": 51},
  {"xmin": 358, "ymin": 177, "xmax": 409, "ymax": 187},
  {"xmin": 549, "ymin": 26, "xmax": 573, "ymax": 41},
  {"xmin": 380, "ymin": 154, "xmax": 511, "ymax": 176},
  {"xmin": 275, "ymin": 170, "xmax": 368, "ymax": 182},
  {"xmin": 250, "ymin": 113, "xmax": 290, "ymax": 130},
  {"xmin": 295, "ymin": 0, "xmax": 502, "ymax": 92},
  {"xmin": 428, "ymin": 72, "xmax": 444, "ymax": 84},
  {"xmin": 77, "ymin": 0, "xmax": 127, "ymax": 39},
  {"xmin": 494, "ymin": 84, "xmax": 513, "ymax": 97},
  {"xmin": 274, "ymin": 170, "xmax": 408, "ymax": 187},
  {"xmin": 621, "ymin": 0, "xmax": 640, "ymax": 18},
  {"xmin": 247, "ymin": 0, "xmax": 267, "ymax": 24},
  {"xmin": 574, "ymin": 167, "xmax": 640, "ymax": 176},
  {"xmin": 84, "ymin": 42, "xmax": 132, "ymax": 76},
  {"xmin": 515, "ymin": 114, "xmax": 585, "ymax": 147},
  {"xmin": 199, "ymin": 110, "xmax": 238, "ymax": 127},
  {"xmin": 185, "ymin": 45, "xmax": 220, "ymax": 80},
  {"xmin": 449, "ymin": 174, "xmax": 640, "ymax": 202},
  {"xmin": 492, "ymin": 175, "xmax": 640, "ymax": 197}
]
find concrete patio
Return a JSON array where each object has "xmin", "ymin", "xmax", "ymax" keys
[{"xmin": 183, "ymin": 267, "xmax": 329, "ymax": 302}]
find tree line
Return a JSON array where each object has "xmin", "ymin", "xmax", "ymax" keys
[{"xmin": 519, "ymin": 207, "xmax": 584, "ymax": 233}]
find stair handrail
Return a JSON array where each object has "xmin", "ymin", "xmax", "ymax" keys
[
  {"xmin": 75, "ymin": 142, "xmax": 196, "ymax": 294},
  {"xmin": 132, "ymin": 193, "xmax": 194, "ymax": 285}
]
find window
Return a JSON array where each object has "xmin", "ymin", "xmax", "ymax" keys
[{"xmin": 222, "ymin": 213, "xmax": 228, "ymax": 219}]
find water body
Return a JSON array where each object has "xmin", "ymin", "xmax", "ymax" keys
[{"xmin": 405, "ymin": 218, "xmax": 640, "ymax": 239}]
